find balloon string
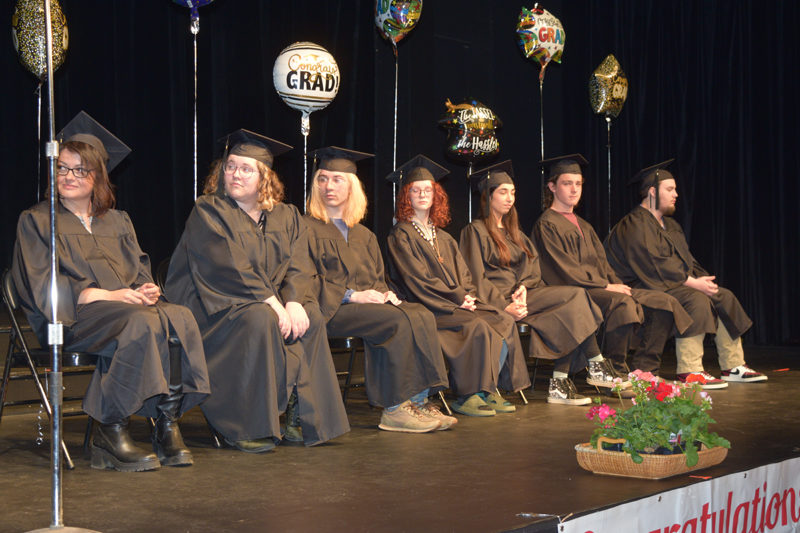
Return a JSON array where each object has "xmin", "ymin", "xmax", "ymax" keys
[
  {"xmin": 607, "ymin": 116, "xmax": 612, "ymax": 234},
  {"xmin": 392, "ymin": 46, "xmax": 399, "ymax": 211},
  {"xmin": 539, "ymin": 77, "xmax": 545, "ymax": 193},
  {"xmin": 467, "ymin": 162, "xmax": 474, "ymax": 222},
  {"xmin": 193, "ymin": 29, "xmax": 198, "ymax": 201},
  {"xmin": 36, "ymin": 82, "xmax": 42, "ymax": 203},
  {"xmin": 302, "ymin": 113, "xmax": 310, "ymax": 213}
]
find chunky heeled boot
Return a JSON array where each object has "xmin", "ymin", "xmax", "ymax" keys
[
  {"xmin": 91, "ymin": 418, "xmax": 160, "ymax": 472},
  {"xmin": 152, "ymin": 387, "xmax": 193, "ymax": 466}
]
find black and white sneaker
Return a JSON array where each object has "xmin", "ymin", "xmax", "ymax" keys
[
  {"xmin": 548, "ymin": 378, "xmax": 592, "ymax": 405},
  {"xmin": 586, "ymin": 359, "xmax": 631, "ymax": 389},
  {"xmin": 721, "ymin": 365, "xmax": 768, "ymax": 383}
]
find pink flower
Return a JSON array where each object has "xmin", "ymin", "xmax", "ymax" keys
[{"xmin": 597, "ymin": 404, "xmax": 616, "ymax": 422}]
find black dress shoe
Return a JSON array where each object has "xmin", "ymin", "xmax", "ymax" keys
[{"xmin": 91, "ymin": 419, "xmax": 160, "ymax": 472}]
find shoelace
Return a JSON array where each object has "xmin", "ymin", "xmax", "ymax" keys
[{"xmin": 404, "ymin": 403, "xmax": 429, "ymax": 420}]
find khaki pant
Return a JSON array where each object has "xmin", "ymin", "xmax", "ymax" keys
[{"xmin": 675, "ymin": 321, "xmax": 746, "ymax": 374}]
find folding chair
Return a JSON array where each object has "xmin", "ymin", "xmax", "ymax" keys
[{"xmin": 0, "ymin": 269, "xmax": 97, "ymax": 470}]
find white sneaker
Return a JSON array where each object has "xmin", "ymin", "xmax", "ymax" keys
[
  {"xmin": 416, "ymin": 400, "xmax": 458, "ymax": 430},
  {"xmin": 721, "ymin": 365, "xmax": 768, "ymax": 383},
  {"xmin": 379, "ymin": 401, "xmax": 441, "ymax": 433}
]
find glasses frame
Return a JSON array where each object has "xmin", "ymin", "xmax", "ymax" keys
[{"xmin": 56, "ymin": 164, "xmax": 94, "ymax": 179}]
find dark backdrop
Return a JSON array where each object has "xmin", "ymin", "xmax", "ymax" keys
[{"xmin": 2, "ymin": 1, "xmax": 798, "ymax": 345}]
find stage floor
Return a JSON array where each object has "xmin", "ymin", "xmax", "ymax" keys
[{"xmin": 1, "ymin": 345, "xmax": 798, "ymax": 533}]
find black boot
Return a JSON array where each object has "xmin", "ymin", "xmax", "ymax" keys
[
  {"xmin": 284, "ymin": 389, "xmax": 303, "ymax": 443},
  {"xmin": 152, "ymin": 387, "xmax": 193, "ymax": 467},
  {"xmin": 91, "ymin": 418, "xmax": 160, "ymax": 472}
]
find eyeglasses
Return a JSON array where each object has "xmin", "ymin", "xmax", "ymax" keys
[
  {"xmin": 409, "ymin": 186, "xmax": 434, "ymax": 197},
  {"xmin": 224, "ymin": 162, "xmax": 256, "ymax": 178},
  {"xmin": 57, "ymin": 164, "xmax": 93, "ymax": 179}
]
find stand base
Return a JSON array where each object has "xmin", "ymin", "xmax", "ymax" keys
[{"xmin": 27, "ymin": 527, "xmax": 101, "ymax": 532}]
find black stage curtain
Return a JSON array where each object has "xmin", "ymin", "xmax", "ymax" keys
[{"xmin": 2, "ymin": 1, "xmax": 798, "ymax": 345}]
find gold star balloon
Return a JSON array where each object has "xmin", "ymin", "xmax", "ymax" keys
[
  {"xmin": 589, "ymin": 54, "xmax": 628, "ymax": 118},
  {"xmin": 11, "ymin": 0, "xmax": 69, "ymax": 81}
]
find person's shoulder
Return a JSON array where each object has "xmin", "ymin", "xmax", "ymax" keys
[
  {"xmin": 465, "ymin": 219, "xmax": 487, "ymax": 233},
  {"xmin": 389, "ymin": 221, "xmax": 412, "ymax": 235}
]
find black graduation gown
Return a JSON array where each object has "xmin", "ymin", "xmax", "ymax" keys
[
  {"xmin": 459, "ymin": 220, "xmax": 603, "ymax": 359},
  {"xmin": 11, "ymin": 201, "xmax": 210, "ymax": 424},
  {"xmin": 166, "ymin": 196, "xmax": 349, "ymax": 445},
  {"xmin": 303, "ymin": 217, "xmax": 448, "ymax": 408},
  {"xmin": 387, "ymin": 222, "xmax": 530, "ymax": 395},
  {"xmin": 605, "ymin": 205, "xmax": 752, "ymax": 339}
]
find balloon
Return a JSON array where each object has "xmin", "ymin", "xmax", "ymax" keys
[
  {"xmin": 273, "ymin": 42, "xmax": 340, "ymax": 120},
  {"xmin": 172, "ymin": 0, "xmax": 215, "ymax": 22},
  {"xmin": 516, "ymin": 5, "xmax": 564, "ymax": 81},
  {"xmin": 589, "ymin": 54, "xmax": 628, "ymax": 118},
  {"xmin": 11, "ymin": 0, "xmax": 68, "ymax": 81},
  {"xmin": 375, "ymin": 0, "xmax": 422, "ymax": 46},
  {"xmin": 438, "ymin": 98, "xmax": 502, "ymax": 163}
]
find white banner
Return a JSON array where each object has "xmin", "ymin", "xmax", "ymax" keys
[{"xmin": 561, "ymin": 457, "xmax": 800, "ymax": 533}]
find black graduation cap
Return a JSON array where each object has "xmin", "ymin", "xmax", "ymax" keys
[
  {"xmin": 540, "ymin": 153, "xmax": 589, "ymax": 180},
  {"xmin": 310, "ymin": 146, "xmax": 373, "ymax": 174},
  {"xmin": 628, "ymin": 159, "xmax": 676, "ymax": 197},
  {"xmin": 57, "ymin": 111, "xmax": 131, "ymax": 172},
  {"xmin": 385, "ymin": 154, "xmax": 449, "ymax": 188},
  {"xmin": 217, "ymin": 129, "xmax": 292, "ymax": 168},
  {"xmin": 471, "ymin": 159, "xmax": 514, "ymax": 193}
]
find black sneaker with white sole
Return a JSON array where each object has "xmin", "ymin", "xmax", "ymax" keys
[{"xmin": 548, "ymin": 377, "xmax": 592, "ymax": 406}]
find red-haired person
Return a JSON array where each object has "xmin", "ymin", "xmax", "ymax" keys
[
  {"xmin": 387, "ymin": 155, "xmax": 530, "ymax": 417},
  {"xmin": 459, "ymin": 160, "xmax": 604, "ymax": 405},
  {"xmin": 12, "ymin": 113, "xmax": 210, "ymax": 471}
]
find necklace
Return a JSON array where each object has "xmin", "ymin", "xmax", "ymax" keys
[{"xmin": 411, "ymin": 220, "xmax": 444, "ymax": 263}]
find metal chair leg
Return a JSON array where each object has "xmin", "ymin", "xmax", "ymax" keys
[
  {"xmin": 341, "ymin": 344, "xmax": 357, "ymax": 403},
  {"xmin": 438, "ymin": 391, "xmax": 452, "ymax": 415},
  {"xmin": 518, "ymin": 390, "xmax": 528, "ymax": 405}
]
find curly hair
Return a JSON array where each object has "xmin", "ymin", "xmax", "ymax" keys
[
  {"xmin": 203, "ymin": 157, "xmax": 284, "ymax": 211},
  {"xmin": 479, "ymin": 187, "xmax": 534, "ymax": 267},
  {"xmin": 395, "ymin": 181, "xmax": 451, "ymax": 228},
  {"xmin": 55, "ymin": 141, "xmax": 116, "ymax": 217}
]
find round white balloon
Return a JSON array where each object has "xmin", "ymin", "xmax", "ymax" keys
[{"xmin": 273, "ymin": 42, "xmax": 340, "ymax": 116}]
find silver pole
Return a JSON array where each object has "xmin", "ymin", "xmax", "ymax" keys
[{"xmin": 42, "ymin": 0, "xmax": 64, "ymax": 527}]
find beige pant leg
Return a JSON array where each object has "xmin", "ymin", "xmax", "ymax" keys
[
  {"xmin": 714, "ymin": 321, "xmax": 746, "ymax": 370},
  {"xmin": 675, "ymin": 334, "xmax": 705, "ymax": 374}
]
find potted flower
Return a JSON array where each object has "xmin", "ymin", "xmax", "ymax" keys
[{"xmin": 576, "ymin": 372, "xmax": 730, "ymax": 479}]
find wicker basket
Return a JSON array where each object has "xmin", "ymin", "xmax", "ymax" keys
[{"xmin": 575, "ymin": 437, "xmax": 728, "ymax": 480}]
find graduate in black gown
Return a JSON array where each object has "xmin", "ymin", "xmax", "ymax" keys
[
  {"xmin": 459, "ymin": 160, "xmax": 605, "ymax": 405},
  {"xmin": 531, "ymin": 154, "xmax": 692, "ymax": 381},
  {"xmin": 604, "ymin": 159, "xmax": 766, "ymax": 387},
  {"xmin": 166, "ymin": 130, "xmax": 350, "ymax": 452},
  {"xmin": 12, "ymin": 113, "xmax": 210, "ymax": 471},
  {"xmin": 386, "ymin": 156, "xmax": 531, "ymax": 417},
  {"xmin": 304, "ymin": 147, "xmax": 454, "ymax": 433}
]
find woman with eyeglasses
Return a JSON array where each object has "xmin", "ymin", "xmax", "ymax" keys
[
  {"xmin": 386, "ymin": 156, "xmax": 530, "ymax": 417},
  {"xmin": 11, "ymin": 113, "xmax": 210, "ymax": 472},
  {"xmin": 165, "ymin": 130, "xmax": 350, "ymax": 453}
]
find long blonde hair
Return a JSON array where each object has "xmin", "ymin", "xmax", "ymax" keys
[
  {"xmin": 203, "ymin": 157, "xmax": 284, "ymax": 211},
  {"xmin": 306, "ymin": 169, "xmax": 367, "ymax": 227}
]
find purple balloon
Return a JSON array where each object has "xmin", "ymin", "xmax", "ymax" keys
[{"xmin": 172, "ymin": 0, "xmax": 215, "ymax": 20}]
